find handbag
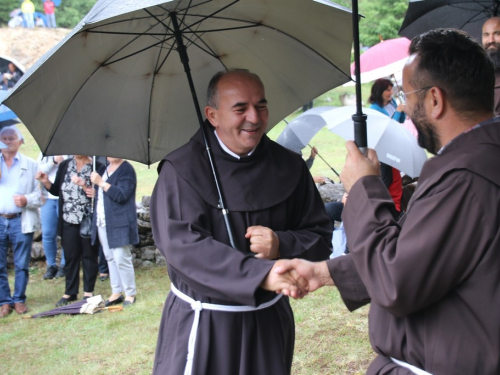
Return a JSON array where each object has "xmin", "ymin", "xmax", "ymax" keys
[{"xmin": 80, "ymin": 206, "xmax": 93, "ymax": 238}]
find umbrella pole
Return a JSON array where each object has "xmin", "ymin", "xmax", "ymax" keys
[
  {"xmin": 351, "ymin": 0, "xmax": 368, "ymax": 156},
  {"xmin": 171, "ymin": 13, "xmax": 237, "ymax": 249}
]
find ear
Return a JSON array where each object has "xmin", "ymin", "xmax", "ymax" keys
[
  {"xmin": 428, "ymin": 87, "xmax": 445, "ymax": 120},
  {"xmin": 204, "ymin": 106, "xmax": 218, "ymax": 128}
]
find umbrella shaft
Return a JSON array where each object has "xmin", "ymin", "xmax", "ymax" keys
[{"xmin": 171, "ymin": 12, "xmax": 237, "ymax": 250}]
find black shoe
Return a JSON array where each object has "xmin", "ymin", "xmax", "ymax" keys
[
  {"xmin": 43, "ymin": 265, "xmax": 58, "ymax": 280},
  {"xmin": 82, "ymin": 295, "xmax": 93, "ymax": 300},
  {"xmin": 123, "ymin": 296, "xmax": 136, "ymax": 308},
  {"xmin": 55, "ymin": 266, "xmax": 65, "ymax": 279},
  {"xmin": 104, "ymin": 295, "xmax": 124, "ymax": 307},
  {"xmin": 55, "ymin": 295, "xmax": 77, "ymax": 307},
  {"xmin": 99, "ymin": 274, "xmax": 109, "ymax": 282}
]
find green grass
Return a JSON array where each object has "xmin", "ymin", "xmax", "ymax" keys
[{"xmin": 0, "ymin": 263, "xmax": 374, "ymax": 374}]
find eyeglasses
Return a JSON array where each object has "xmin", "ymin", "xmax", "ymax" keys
[{"xmin": 397, "ymin": 86, "xmax": 432, "ymax": 104}]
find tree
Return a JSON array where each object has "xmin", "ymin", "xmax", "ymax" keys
[
  {"xmin": 358, "ymin": 0, "xmax": 409, "ymax": 47},
  {"xmin": 0, "ymin": 0, "xmax": 29, "ymax": 26},
  {"xmin": 56, "ymin": 0, "xmax": 97, "ymax": 29}
]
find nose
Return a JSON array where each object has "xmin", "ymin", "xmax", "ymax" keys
[
  {"xmin": 486, "ymin": 34, "xmax": 495, "ymax": 44},
  {"xmin": 246, "ymin": 106, "xmax": 260, "ymax": 124}
]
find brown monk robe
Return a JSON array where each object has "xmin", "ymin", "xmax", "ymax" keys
[
  {"xmin": 150, "ymin": 119, "xmax": 332, "ymax": 375},
  {"xmin": 330, "ymin": 118, "xmax": 500, "ymax": 374}
]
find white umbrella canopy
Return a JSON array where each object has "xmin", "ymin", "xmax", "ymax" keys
[
  {"xmin": 3, "ymin": 0, "xmax": 353, "ymax": 165},
  {"xmin": 324, "ymin": 106, "xmax": 427, "ymax": 177}
]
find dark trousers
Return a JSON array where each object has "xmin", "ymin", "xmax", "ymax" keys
[
  {"xmin": 325, "ymin": 201, "xmax": 344, "ymax": 223},
  {"xmin": 61, "ymin": 221, "xmax": 99, "ymax": 296}
]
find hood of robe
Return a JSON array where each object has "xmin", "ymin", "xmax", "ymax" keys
[
  {"xmin": 409, "ymin": 118, "xmax": 500, "ymax": 204},
  {"xmin": 160, "ymin": 120, "xmax": 305, "ymax": 211}
]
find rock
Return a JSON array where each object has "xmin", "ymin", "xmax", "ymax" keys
[
  {"xmin": 155, "ymin": 249, "xmax": 166, "ymax": 266},
  {"xmin": 137, "ymin": 219, "xmax": 151, "ymax": 234},
  {"xmin": 141, "ymin": 260, "xmax": 154, "ymax": 268},
  {"xmin": 33, "ymin": 229, "xmax": 42, "ymax": 242},
  {"xmin": 142, "ymin": 196, "xmax": 151, "ymax": 207},
  {"xmin": 317, "ymin": 181, "xmax": 346, "ymax": 203},
  {"xmin": 31, "ymin": 242, "xmax": 45, "ymax": 260},
  {"xmin": 137, "ymin": 207, "xmax": 151, "ymax": 222},
  {"xmin": 138, "ymin": 234, "xmax": 155, "ymax": 247},
  {"xmin": 141, "ymin": 246, "xmax": 156, "ymax": 261}
]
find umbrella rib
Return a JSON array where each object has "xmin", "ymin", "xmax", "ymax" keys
[
  {"xmin": 100, "ymin": 36, "xmax": 175, "ymax": 67},
  {"xmin": 83, "ymin": 24, "xmax": 260, "ymax": 36}
]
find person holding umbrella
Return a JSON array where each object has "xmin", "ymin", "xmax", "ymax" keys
[
  {"xmin": 369, "ymin": 78, "xmax": 406, "ymax": 214},
  {"xmin": 274, "ymin": 29, "xmax": 500, "ymax": 374},
  {"xmin": 150, "ymin": 70, "xmax": 332, "ymax": 375},
  {"xmin": 36, "ymin": 156, "xmax": 103, "ymax": 307}
]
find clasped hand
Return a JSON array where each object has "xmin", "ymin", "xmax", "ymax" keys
[{"xmin": 260, "ymin": 259, "xmax": 333, "ymax": 300}]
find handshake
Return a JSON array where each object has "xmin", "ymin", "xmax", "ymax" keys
[{"xmin": 260, "ymin": 259, "xmax": 334, "ymax": 299}]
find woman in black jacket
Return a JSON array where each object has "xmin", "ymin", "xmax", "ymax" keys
[
  {"xmin": 37, "ymin": 155, "xmax": 102, "ymax": 306},
  {"xmin": 90, "ymin": 157, "xmax": 139, "ymax": 307}
]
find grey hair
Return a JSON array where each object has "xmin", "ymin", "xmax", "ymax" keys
[{"xmin": 0, "ymin": 125, "xmax": 24, "ymax": 141}]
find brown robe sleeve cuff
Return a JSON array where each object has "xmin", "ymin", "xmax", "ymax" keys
[{"xmin": 327, "ymin": 255, "xmax": 371, "ymax": 311}]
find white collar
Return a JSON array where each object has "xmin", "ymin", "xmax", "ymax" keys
[{"xmin": 213, "ymin": 130, "xmax": 256, "ymax": 159}]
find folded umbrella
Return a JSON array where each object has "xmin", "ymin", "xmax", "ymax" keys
[{"xmin": 26, "ymin": 295, "xmax": 122, "ymax": 318}]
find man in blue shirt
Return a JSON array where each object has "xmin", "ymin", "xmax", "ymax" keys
[{"xmin": 0, "ymin": 126, "xmax": 43, "ymax": 317}]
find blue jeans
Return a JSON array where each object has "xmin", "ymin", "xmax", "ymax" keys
[
  {"xmin": 41, "ymin": 198, "xmax": 65, "ymax": 268},
  {"xmin": 0, "ymin": 216, "xmax": 33, "ymax": 306},
  {"xmin": 46, "ymin": 13, "xmax": 56, "ymax": 28}
]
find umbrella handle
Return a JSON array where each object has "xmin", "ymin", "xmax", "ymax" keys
[{"xmin": 351, "ymin": 0, "xmax": 368, "ymax": 153}]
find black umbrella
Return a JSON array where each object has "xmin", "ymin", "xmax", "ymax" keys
[
  {"xmin": 26, "ymin": 295, "xmax": 122, "ymax": 318},
  {"xmin": 399, "ymin": 0, "xmax": 500, "ymax": 42}
]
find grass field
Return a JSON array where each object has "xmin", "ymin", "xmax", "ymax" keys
[
  {"xmin": 2, "ymin": 82, "xmax": 377, "ymax": 374},
  {"xmin": 0, "ymin": 264, "xmax": 374, "ymax": 374}
]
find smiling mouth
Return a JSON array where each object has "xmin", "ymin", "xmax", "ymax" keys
[{"xmin": 241, "ymin": 128, "xmax": 259, "ymax": 134}]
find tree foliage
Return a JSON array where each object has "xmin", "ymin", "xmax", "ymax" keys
[
  {"xmin": 56, "ymin": 0, "xmax": 97, "ymax": 29},
  {"xmin": 0, "ymin": 0, "xmax": 97, "ymax": 28},
  {"xmin": 358, "ymin": 0, "xmax": 409, "ymax": 47}
]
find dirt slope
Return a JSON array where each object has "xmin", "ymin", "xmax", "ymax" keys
[{"xmin": 0, "ymin": 27, "xmax": 70, "ymax": 70}]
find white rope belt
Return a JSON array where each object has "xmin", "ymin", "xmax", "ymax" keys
[
  {"xmin": 391, "ymin": 357, "xmax": 433, "ymax": 375},
  {"xmin": 170, "ymin": 283, "xmax": 283, "ymax": 375}
]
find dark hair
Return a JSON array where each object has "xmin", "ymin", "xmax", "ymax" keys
[
  {"xmin": 409, "ymin": 28, "xmax": 494, "ymax": 115},
  {"xmin": 368, "ymin": 78, "xmax": 393, "ymax": 107},
  {"xmin": 206, "ymin": 69, "xmax": 262, "ymax": 108}
]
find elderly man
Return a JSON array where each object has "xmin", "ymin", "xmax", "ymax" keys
[
  {"xmin": 274, "ymin": 29, "xmax": 500, "ymax": 374},
  {"xmin": 150, "ymin": 69, "xmax": 332, "ymax": 374},
  {"xmin": 0, "ymin": 126, "xmax": 43, "ymax": 317},
  {"xmin": 482, "ymin": 16, "xmax": 500, "ymax": 115}
]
